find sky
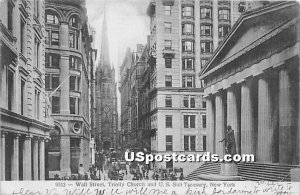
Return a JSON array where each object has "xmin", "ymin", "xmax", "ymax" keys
[
  {"xmin": 86, "ymin": 0, "xmax": 150, "ymax": 128},
  {"xmin": 86, "ymin": 0, "xmax": 150, "ymax": 70}
]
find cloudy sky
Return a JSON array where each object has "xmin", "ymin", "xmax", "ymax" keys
[{"xmin": 86, "ymin": 0, "xmax": 150, "ymax": 70}]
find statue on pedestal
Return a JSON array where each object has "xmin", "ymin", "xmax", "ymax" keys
[{"xmin": 219, "ymin": 125, "xmax": 237, "ymax": 156}]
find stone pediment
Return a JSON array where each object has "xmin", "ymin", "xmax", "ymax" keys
[{"xmin": 200, "ymin": 2, "xmax": 299, "ymax": 78}]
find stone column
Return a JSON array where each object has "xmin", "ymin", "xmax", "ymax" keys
[
  {"xmin": 11, "ymin": 134, "xmax": 20, "ymax": 180},
  {"xmin": 227, "ymin": 87, "xmax": 240, "ymax": 154},
  {"xmin": 33, "ymin": 138, "xmax": 39, "ymax": 180},
  {"xmin": 39, "ymin": 138, "xmax": 45, "ymax": 180},
  {"xmin": 258, "ymin": 75, "xmax": 273, "ymax": 162},
  {"xmin": 279, "ymin": 68, "xmax": 293, "ymax": 164},
  {"xmin": 241, "ymin": 80, "xmax": 255, "ymax": 155},
  {"xmin": 215, "ymin": 92, "xmax": 225, "ymax": 157},
  {"xmin": 61, "ymin": 136, "xmax": 71, "ymax": 177},
  {"xmin": 0, "ymin": 132, "xmax": 6, "ymax": 180},
  {"xmin": 23, "ymin": 135, "xmax": 32, "ymax": 180},
  {"xmin": 206, "ymin": 96, "xmax": 215, "ymax": 153}
]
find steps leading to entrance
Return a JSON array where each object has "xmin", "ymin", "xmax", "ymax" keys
[
  {"xmin": 185, "ymin": 162, "xmax": 298, "ymax": 181},
  {"xmin": 185, "ymin": 162, "xmax": 221, "ymax": 180}
]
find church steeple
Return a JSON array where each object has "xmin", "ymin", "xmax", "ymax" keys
[{"xmin": 99, "ymin": 9, "xmax": 110, "ymax": 68}]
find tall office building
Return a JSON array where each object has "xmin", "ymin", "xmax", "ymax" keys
[
  {"xmin": 45, "ymin": 0, "xmax": 95, "ymax": 178},
  {"xmin": 146, "ymin": 0, "xmax": 261, "ymax": 174},
  {"xmin": 0, "ymin": 0, "xmax": 52, "ymax": 180}
]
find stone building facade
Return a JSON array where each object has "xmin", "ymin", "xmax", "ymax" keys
[
  {"xmin": 200, "ymin": 1, "xmax": 299, "ymax": 173},
  {"xmin": 146, "ymin": 0, "xmax": 266, "ymax": 175},
  {"xmin": 0, "ymin": 0, "xmax": 53, "ymax": 180},
  {"xmin": 95, "ymin": 14, "xmax": 118, "ymax": 151},
  {"xmin": 45, "ymin": 0, "xmax": 95, "ymax": 178}
]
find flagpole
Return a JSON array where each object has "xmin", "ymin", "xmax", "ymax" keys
[{"xmin": 49, "ymin": 75, "xmax": 71, "ymax": 97}]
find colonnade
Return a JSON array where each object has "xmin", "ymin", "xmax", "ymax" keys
[
  {"xmin": 206, "ymin": 63, "xmax": 298, "ymax": 164},
  {"xmin": 0, "ymin": 131, "xmax": 46, "ymax": 180}
]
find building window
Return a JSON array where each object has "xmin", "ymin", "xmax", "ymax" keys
[
  {"xmin": 202, "ymin": 101, "xmax": 206, "ymax": 108},
  {"xmin": 184, "ymin": 135, "xmax": 196, "ymax": 151},
  {"xmin": 184, "ymin": 115, "xmax": 195, "ymax": 128},
  {"xmin": 165, "ymin": 96, "xmax": 172, "ymax": 108},
  {"xmin": 200, "ymin": 7, "xmax": 212, "ymax": 19},
  {"xmin": 20, "ymin": 19, "xmax": 26, "ymax": 54},
  {"xmin": 51, "ymin": 31, "xmax": 59, "ymax": 46},
  {"xmin": 165, "ymin": 75, "xmax": 172, "ymax": 87},
  {"xmin": 45, "ymin": 74, "xmax": 60, "ymax": 90},
  {"xmin": 202, "ymin": 115, "xmax": 206, "ymax": 128},
  {"xmin": 45, "ymin": 74, "xmax": 50, "ymax": 90},
  {"xmin": 20, "ymin": 80, "xmax": 25, "ymax": 115},
  {"xmin": 200, "ymin": 79, "xmax": 205, "ymax": 88},
  {"xmin": 69, "ymin": 56, "xmax": 81, "ymax": 70},
  {"xmin": 165, "ymin": 40, "xmax": 172, "ymax": 49},
  {"xmin": 164, "ymin": 5, "xmax": 171, "ymax": 15},
  {"xmin": 219, "ymin": 9, "xmax": 230, "ymax": 20},
  {"xmin": 166, "ymin": 160, "xmax": 173, "ymax": 169},
  {"xmin": 166, "ymin": 135, "xmax": 173, "ymax": 151},
  {"xmin": 165, "ymin": 58, "xmax": 172, "ymax": 68},
  {"xmin": 51, "ymin": 96, "xmax": 60, "ymax": 114},
  {"xmin": 182, "ymin": 23, "xmax": 194, "ymax": 35},
  {"xmin": 70, "ymin": 97, "xmax": 76, "ymax": 114},
  {"xmin": 182, "ymin": 76, "xmax": 194, "ymax": 88},
  {"xmin": 69, "ymin": 33, "xmax": 79, "ymax": 49},
  {"xmin": 69, "ymin": 16, "xmax": 79, "ymax": 28},
  {"xmin": 219, "ymin": 25, "xmax": 230, "ymax": 37},
  {"xmin": 182, "ymin": 58, "xmax": 194, "ymax": 70},
  {"xmin": 164, "ymin": 22, "xmax": 171, "ymax": 33},
  {"xmin": 200, "ymin": 24, "xmax": 212, "ymax": 36},
  {"xmin": 34, "ymin": 39, "xmax": 40, "ymax": 68},
  {"xmin": 45, "ymin": 53, "xmax": 60, "ymax": 68},
  {"xmin": 183, "ymin": 96, "xmax": 196, "ymax": 108},
  {"xmin": 70, "ymin": 138, "xmax": 80, "ymax": 147},
  {"xmin": 46, "ymin": 12, "xmax": 59, "ymax": 24},
  {"xmin": 34, "ymin": 89, "xmax": 40, "ymax": 119},
  {"xmin": 7, "ymin": 69, "xmax": 14, "ymax": 111},
  {"xmin": 7, "ymin": 2, "xmax": 13, "ymax": 32},
  {"xmin": 182, "ymin": 41, "xmax": 194, "ymax": 52},
  {"xmin": 166, "ymin": 115, "xmax": 172, "ymax": 128},
  {"xmin": 70, "ymin": 76, "xmax": 76, "ymax": 91},
  {"xmin": 201, "ymin": 41, "xmax": 212, "ymax": 53},
  {"xmin": 203, "ymin": 135, "xmax": 207, "ymax": 151},
  {"xmin": 182, "ymin": 6, "xmax": 193, "ymax": 18},
  {"xmin": 201, "ymin": 58, "xmax": 209, "ymax": 68}
]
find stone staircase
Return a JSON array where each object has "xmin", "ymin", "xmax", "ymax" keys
[
  {"xmin": 185, "ymin": 162, "xmax": 298, "ymax": 181},
  {"xmin": 237, "ymin": 162, "xmax": 298, "ymax": 181},
  {"xmin": 185, "ymin": 162, "xmax": 221, "ymax": 180}
]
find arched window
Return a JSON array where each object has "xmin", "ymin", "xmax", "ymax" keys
[
  {"xmin": 69, "ymin": 15, "xmax": 79, "ymax": 28},
  {"xmin": 46, "ymin": 10, "xmax": 59, "ymax": 24},
  {"xmin": 49, "ymin": 125, "xmax": 61, "ymax": 149}
]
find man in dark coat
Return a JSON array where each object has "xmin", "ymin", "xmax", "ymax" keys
[{"xmin": 219, "ymin": 125, "xmax": 237, "ymax": 155}]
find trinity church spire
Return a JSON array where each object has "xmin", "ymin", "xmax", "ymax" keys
[{"xmin": 99, "ymin": 10, "xmax": 110, "ymax": 68}]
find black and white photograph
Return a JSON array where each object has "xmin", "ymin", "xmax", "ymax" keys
[{"xmin": 0, "ymin": 0, "xmax": 300, "ymax": 194}]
